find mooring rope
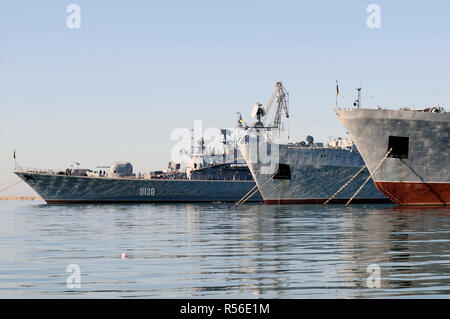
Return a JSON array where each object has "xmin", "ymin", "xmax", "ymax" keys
[
  {"xmin": 0, "ymin": 178, "xmax": 20, "ymax": 188},
  {"xmin": 345, "ymin": 148, "xmax": 392, "ymax": 207},
  {"xmin": 0, "ymin": 179, "xmax": 23, "ymax": 193},
  {"xmin": 235, "ymin": 183, "xmax": 259, "ymax": 206},
  {"xmin": 322, "ymin": 165, "xmax": 367, "ymax": 206},
  {"xmin": 236, "ymin": 169, "xmax": 280, "ymax": 206}
]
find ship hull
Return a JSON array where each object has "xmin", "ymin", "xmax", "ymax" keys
[
  {"xmin": 14, "ymin": 171, "xmax": 262, "ymax": 204},
  {"xmin": 375, "ymin": 182, "xmax": 450, "ymax": 206},
  {"xmin": 335, "ymin": 108, "xmax": 450, "ymax": 206},
  {"xmin": 240, "ymin": 143, "xmax": 389, "ymax": 205}
]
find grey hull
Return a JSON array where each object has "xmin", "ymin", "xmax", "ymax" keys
[
  {"xmin": 335, "ymin": 107, "xmax": 450, "ymax": 205},
  {"xmin": 240, "ymin": 143, "xmax": 389, "ymax": 204},
  {"xmin": 334, "ymin": 108, "xmax": 450, "ymax": 183},
  {"xmin": 14, "ymin": 171, "xmax": 262, "ymax": 203}
]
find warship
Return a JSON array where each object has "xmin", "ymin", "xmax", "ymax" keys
[
  {"xmin": 14, "ymin": 126, "xmax": 263, "ymax": 204},
  {"xmin": 335, "ymin": 89, "xmax": 449, "ymax": 206},
  {"xmin": 238, "ymin": 82, "xmax": 389, "ymax": 205}
]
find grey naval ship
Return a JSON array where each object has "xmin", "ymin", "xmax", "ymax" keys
[
  {"xmin": 335, "ymin": 88, "xmax": 449, "ymax": 206},
  {"xmin": 14, "ymin": 128, "xmax": 263, "ymax": 204},
  {"xmin": 238, "ymin": 82, "xmax": 390, "ymax": 205}
]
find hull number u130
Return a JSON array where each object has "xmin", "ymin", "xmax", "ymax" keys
[{"xmin": 140, "ymin": 187, "xmax": 156, "ymax": 196}]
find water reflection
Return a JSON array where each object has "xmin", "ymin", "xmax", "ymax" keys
[
  {"xmin": 338, "ymin": 206, "xmax": 450, "ymax": 297},
  {"xmin": 0, "ymin": 202, "xmax": 449, "ymax": 298}
]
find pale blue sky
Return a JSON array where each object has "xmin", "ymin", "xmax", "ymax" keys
[{"xmin": 1, "ymin": 0, "xmax": 449, "ymax": 195}]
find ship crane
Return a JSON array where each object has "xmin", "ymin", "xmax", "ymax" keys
[
  {"xmin": 262, "ymin": 81, "xmax": 290, "ymax": 128},
  {"xmin": 257, "ymin": 81, "xmax": 290, "ymax": 141},
  {"xmin": 272, "ymin": 82, "xmax": 289, "ymax": 128},
  {"xmin": 247, "ymin": 81, "xmax": 290, "ymax": 141}
]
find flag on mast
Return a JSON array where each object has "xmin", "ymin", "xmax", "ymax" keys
[
  {"xmin": 335, "ymin": 81, "xmax": 339, "ymax": 107},
  {"xmin": 13, "ymin": 149, "xmax": 16, "ymax": 160}
]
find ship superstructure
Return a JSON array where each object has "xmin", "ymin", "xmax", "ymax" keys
[{"xmin": 14, "ymin": 124, "xmax": 262, "ymax": 204}]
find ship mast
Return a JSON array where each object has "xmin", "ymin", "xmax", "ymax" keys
[
  {"xmin": 221, "ymin": 129, "xmax": 228, "ymax": 164},
  {"xmin": 354, "ymin": 84, "xmax": 362, "ymax": 108}
]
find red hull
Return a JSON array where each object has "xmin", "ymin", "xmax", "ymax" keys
[
  {"xmin": 264, "ymin": 198, "xmax": 392, "ymax": 205},
  {"xmin": 375, "ymin": 182, "xmax": 450, "ymax": 206}
]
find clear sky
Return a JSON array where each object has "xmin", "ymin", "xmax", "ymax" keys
[{"xmin": 1, "ymin": 0, "xmax": 449, "ymax": 195}]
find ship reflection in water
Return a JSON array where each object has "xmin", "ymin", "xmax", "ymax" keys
[{"xmin": 1, "ymin": 201, "xmax": 449, "ymax": 298}]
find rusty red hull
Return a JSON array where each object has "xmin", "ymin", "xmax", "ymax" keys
[{"xmin": 375, "ymin": 182, "xmax": 450, "ymax": 206}]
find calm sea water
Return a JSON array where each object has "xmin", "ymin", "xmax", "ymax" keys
[{"xmin": 0, "ymin": 200, "xmax": 449, "ymax": 298}]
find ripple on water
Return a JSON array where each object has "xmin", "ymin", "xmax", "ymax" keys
[{"xmin": 0, "ymin": 202, "xmax": 449, "ymax": 298}]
